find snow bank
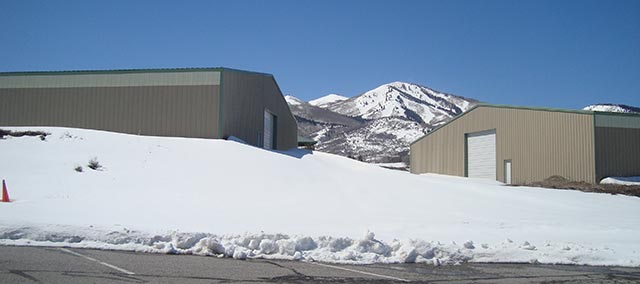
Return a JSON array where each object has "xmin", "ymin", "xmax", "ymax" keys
[
  {"xmin": 373, "ymin": 162, "xmax": 408, "ymax": 169},
  {"xmin": 1, "ymin": 127, "xmax": 639, "ymax": 266},
  {"xmin": 2, "ymin": 225, "xmax": 628, "ymax": 266},
  {"xmin": 601, "ymin": 176, "xmax": 640, "ymax": 186}
]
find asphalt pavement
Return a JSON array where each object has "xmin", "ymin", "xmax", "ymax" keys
[{"xmin": 1, "ymin": 246, "xmax": 639, "ymax": 283}]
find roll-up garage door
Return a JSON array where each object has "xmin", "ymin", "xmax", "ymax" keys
[{"xmin": 466, "ymin": 129, "xmax": 496, "ymax": 180}]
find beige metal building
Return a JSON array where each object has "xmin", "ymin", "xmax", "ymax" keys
[
  {"xmin": 0, "ymin": 68, "xmax": 297, "ymax": 150},
  {"xmin": 410, "ymin": 104, "xmax": 640, "ymax": 184}
]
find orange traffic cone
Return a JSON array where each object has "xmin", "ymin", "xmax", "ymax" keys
[{"xmin": 1, "ymin": 180, "xmax": 10, "ymax": 202}]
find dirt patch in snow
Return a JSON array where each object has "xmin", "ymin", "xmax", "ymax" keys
[
  {"xmin": 0, "ymin": 129, "xmax": 50, "ymax": 141},
  {"xmin": 520, "ymin": 175, "xmax": 640, "ymax": 198}
]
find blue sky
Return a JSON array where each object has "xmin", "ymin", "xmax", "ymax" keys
[{"xmin": 1, "ymin": 0, "xmax": 638, "ymax": 109}]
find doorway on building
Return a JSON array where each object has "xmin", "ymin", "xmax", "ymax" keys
[
  {"xmin": 465, "ymin": 129, "xmax": 497, "ymax": 180},
  {"xmin": 504, "ymin": 159, "xmax": 512, "ymax": 184},
  {"xmin": 263, "ymin": 110, "xmax": 277, "ymax": 149}
]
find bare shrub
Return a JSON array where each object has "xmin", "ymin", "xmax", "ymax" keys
[{"xmin": 87, "ymin": 157, "xmax": 102, "ymax": 171}]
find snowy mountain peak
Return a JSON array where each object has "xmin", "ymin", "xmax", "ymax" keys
[
  {"xmin": 583, "ymin": 103, "xmax": 640, "ymax": 113},
  {"xmin": 309, "ymin": 94, "xmax": 348, "ymax": 108},
  {"xmin": 383, "ymin": 81, "xmax": 430, "ymax": 91},
  {"xmin": 286, "ymin": 81, "xmax": 477, "ymax": 163},
  {"xmin": 285, "ymin": 95, "xmax": 304, "ymax": 106},
  {"xmin": 328, "ymin": 81, "xmax": 475, "ymax": 125}
]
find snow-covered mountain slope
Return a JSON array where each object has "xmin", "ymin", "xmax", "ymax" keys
[
  {"xmin": 1, "ymin": 127, "xmax": 639, "ymax": 266},
  {"xmin": 285, "ymin": 95, "xmax": 361, "ymax": 141},
  {"xmin": 316, "ymin": 117, "xmax": 428, "ymax": 162},
  {"xmin": 583, "ymin": 103, "xmax": 640, "ymax": 113},
  {"xmin": 285, "ymin": 95, "xmax": 304, "ymax": 106},
  {"xmin": 290, "ymin": 82, "xmax": 476, "ymax": 163},
  {"xmin": 308, "ymin": 94, "xmax": 348, "ymax": 108},
  {"xmin": 327, "ymin": 82, "xmax": 475, "ymax": 125},
  {"xmin": 287, "ymin": 96, "xmax": 360, "ymax": 127}
]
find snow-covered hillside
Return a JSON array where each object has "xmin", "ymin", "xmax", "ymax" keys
[
  {"xmin": 327, "ymin": 82, "xmax": 474, "ymax": 125},
  {"xmin": 308, "ymin": 94, "xmax": 348, "ymax": 108},
  {"xmin": 285, "ymin": 95, "xmax": 361, "ymax": 142},
  {"xmin": 318, "ymin": 117, "xmax": 427, "ymax": 162},
  {"xmin": 1, "ymin": 127, "xmax": 639, "ymax": 266},
  {"xmin": 583, "ymin": 103, "xmax": 640, "ymax": 113},
  {"xmin": 284, "ymin": 95, "xmax": 304, "ymax": 106},
  {"xmin": 289, "ymin": 82, "xmax": 476, "ymax": 163}
]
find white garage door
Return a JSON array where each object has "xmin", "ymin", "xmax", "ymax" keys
[
  {"xmin": 466, "ymin": 129, "xmax": 496, "ymax": 180},
  {"xmin": 263, "ymin": 110, "xmax": 275, "ymax": 149}
]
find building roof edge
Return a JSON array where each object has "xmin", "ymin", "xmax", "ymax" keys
[{"xmin": 0, "ymin": 67, "xmax": 274, "ymax": 77}]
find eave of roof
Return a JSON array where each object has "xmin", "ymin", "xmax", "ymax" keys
[
  {"xmin": 477, "ymin": 103, "xmax": 593, "ymax": 115},
  {"xmin": 409, "ymin": 103, "xmax": 640, "ymax": 147},
  {"xmin": 0, "ymin": 67, "xmax": 274, "ymax": 77}
]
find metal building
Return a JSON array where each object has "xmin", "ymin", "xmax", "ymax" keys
[
  {"xmin": 410, "ymin": 104, "xmax": 640, "ymax": 184},
  {"xmin": 0, "ymin": 68, "xmax": 297, "ymax": 150}
]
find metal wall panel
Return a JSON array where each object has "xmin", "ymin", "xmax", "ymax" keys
[
  {"xmin": 0, "ymin": 71, "xmax": 221, "ymax": 88},
  {"xmin": 594, "ymin": 113, "xmax": 640, "ymax": 129},
  {"xmin": 410, "ymin": 106, "xmax": 596, "ymax": 184},
  {"xmin": 595, "ymin": 127, "xmax": 640, "ymax": 181},
  {"xmin": 0, "ymin": 85, "xmax": 220, "ymax": 138},
  {"xmin": 220, "ymin": 70, "xmax": 298, "ymax": 150}
]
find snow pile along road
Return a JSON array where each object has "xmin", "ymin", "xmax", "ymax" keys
[{"xmin": 1, "ymin": 127, "xmax": 639, "ymax": 266}]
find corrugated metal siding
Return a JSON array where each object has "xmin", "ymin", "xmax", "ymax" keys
[
  {"xmin": 0, "ymin": 85, "xmax": 220, "ymax": 138},
  {"xmin": 594, "ymin": 113, "xmax": 640, "ymax": 129},
  {"xmin": 0, "ymin": 71, "xmax": 221, "ymax": 88},
  {"xmin": 595, "ymin": 127, "xmax": 640, "ymax": 181},
  {"xmin": 220, "ymin": 70, "xmax": 297, "ymax": 150},
  {"xmin": 410, "ymin": 106, "xmax": 596, "ymax": 184}
]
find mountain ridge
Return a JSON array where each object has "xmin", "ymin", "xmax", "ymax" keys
[
  {"xmin": 326, "ymin": 81, "xmax": 475, "ymax": 125},
  {"xmin": 308, "ymin": 94, "xmax": 348, "ymax": 107},
  {"xmin": 583, "ymin": 103, "xmax": 640, "ymax": 113},
  {"xmin": 288, "ymin": 81, "xmax": 476, "ymax": 163}
]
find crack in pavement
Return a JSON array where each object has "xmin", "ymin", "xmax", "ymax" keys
[
  {"xmin": 261, "ymin": 261, "xmax": 410, "ymax": 283},
  {"xmin": 61, "ymin": 271, "xmax": 145, "ymax": 283},
  {"xmin": 9, "ymin": 270, "xmax": 40, "ymax": 282},
  {"xmin": 264, "ymin": 260, "xmax": 306, "ymax": 276}
]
